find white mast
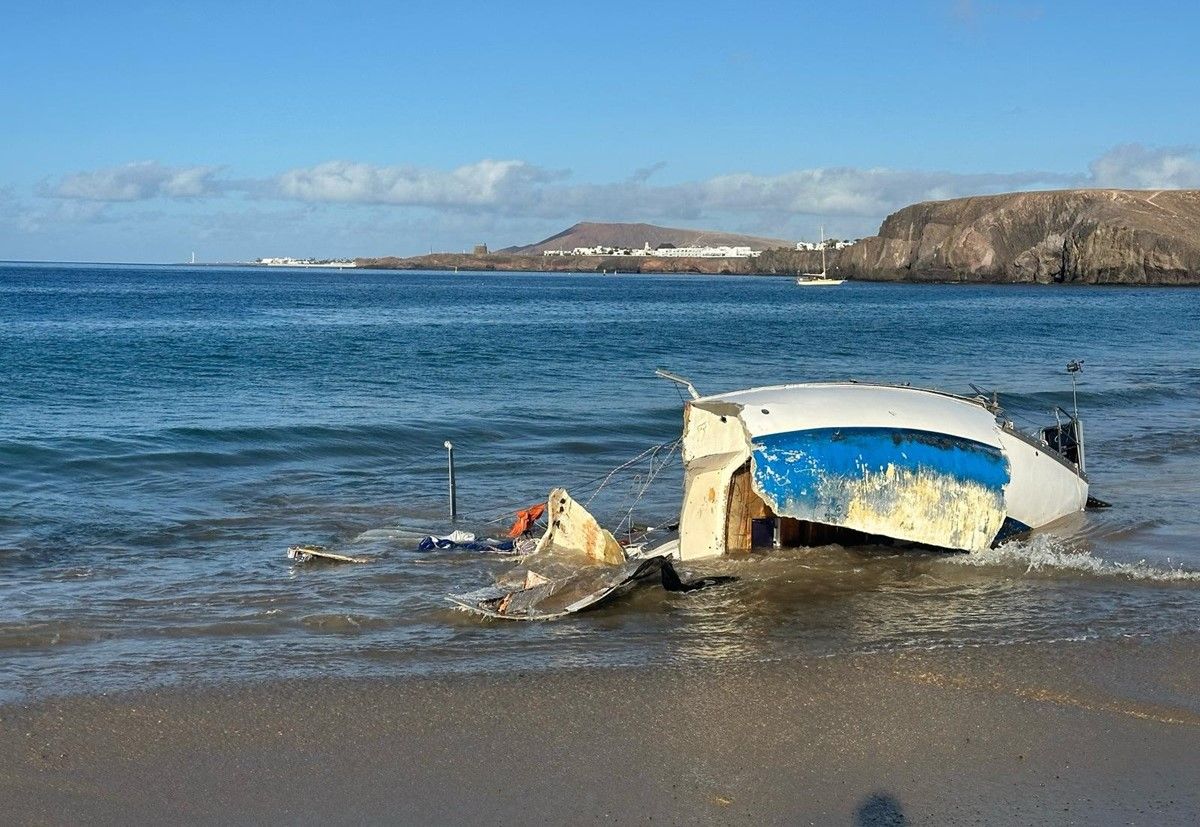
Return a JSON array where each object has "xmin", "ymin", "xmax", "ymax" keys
[{"xmin": 795, "ymin": 223, "xmax": 844, "ymax": 285}]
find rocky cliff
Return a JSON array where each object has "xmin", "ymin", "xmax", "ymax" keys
[{"xmin": 835, "ymin": 189, "xmax": 1200, "ymax": 285}]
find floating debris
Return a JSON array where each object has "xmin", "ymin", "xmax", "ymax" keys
[
  {"xmin": 417, "ymin": 530, "xmax": 523, "ymax": 554},
  {"xmin": 286, "ymin": 545, "xmax": 372, "ymax": 565},
  {"xmin": 447, "ymin": 488, "xmax": 734, "ymax": 620}
]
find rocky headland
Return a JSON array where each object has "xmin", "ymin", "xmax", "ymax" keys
[{"xmin": 830, "ymin": 189, "xmax": 1200, "ymax": 285}]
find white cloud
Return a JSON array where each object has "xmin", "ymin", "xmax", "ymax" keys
[
  {"xmin": 44, "ymin": 161, "xmax": 224, "ymax": 201},
  {"xmin": 440, "ymin": 164, "xmax": 1075, "ymax": 223},
  {"xmin": 39, "ymin": 154, "xmax": 1081, "ymax": 222},
  {"xmin": 1087, "ymin": 144, "xmax": 1200, "ymax": 189},
  {"xmin": 270, "ymin": 159, "xmax": 561, "ymax": 208},
  {"xmin": 25, "ymin": 143, "xmax": 1200, "ymax": 247},
  {"xmin": 2, "ymin": 192, "xmax": 119, "ymax": 234},
  {"xmin": 651, "ymin": 167, "xmax": 1074, "ymax": 218}
]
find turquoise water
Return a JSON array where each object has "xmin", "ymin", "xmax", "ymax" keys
[{"xmin": 2, "ymin": 262, "xmax": 1199, "ymax": 699}]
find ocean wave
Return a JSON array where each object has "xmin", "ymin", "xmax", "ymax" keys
[
  {"xmin": 299, "ymin": 613, "xmax": 395, "ymax": 634},
  {"xmin": 1005, "ymin": 382, "xmax": 1198, "ymax": 409},
  {"xmin": 1104, "ymin": 428, "xmax": 1200, "ymax": 463},
  {"xmin": 944, "ymin": 535, "xmax": 1200, "ymax": 583}
]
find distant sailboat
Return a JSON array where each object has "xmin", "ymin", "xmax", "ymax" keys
[
  {"xmin": 796, "ymin": 227, "xmax": 844, "ymax": 286},
  {"xmin": 190, "ymin": 251, "xmax": 196, "ymax": 265}
]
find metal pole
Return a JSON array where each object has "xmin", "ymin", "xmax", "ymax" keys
[
  {"xmin": 1066, "ymin": 360, "xmax": 1085, "ymax": 474},
  {"xmin": 444, "ymin": 440, "xmax": 457, "ymax": 520},
  {"xmin": 1067, "ymin": 359, "xmax": 1083, "ymax": 422}
]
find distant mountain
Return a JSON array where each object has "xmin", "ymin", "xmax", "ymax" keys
[{"xmin": 500, "ymin": 221, "xmax": 795, "ymax": 254}]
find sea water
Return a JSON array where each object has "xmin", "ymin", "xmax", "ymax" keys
[{"xmin": 2, "ymin": 263, "xmax": 1198, "ymax": 699}]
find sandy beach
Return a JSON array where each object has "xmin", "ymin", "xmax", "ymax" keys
[{"xmin": 3, "ymin": 634, "xmax": 1197, "ymax": 825}]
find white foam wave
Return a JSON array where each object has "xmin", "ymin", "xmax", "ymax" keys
[{"xmin": 946, "ymin": 534, "xmax": 1200, "ymax": 583}]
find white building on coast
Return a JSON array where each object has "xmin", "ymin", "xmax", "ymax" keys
[
  {"xmin": 652, "ymin": 244, "xmax": 759, "ymax": 258},
  {"xmin": 256, "ymin": 257, "xmax": 356, "ymax": 268},
  {"xmin": 543, "ymin": 242, "xmax": 761, "ymax": 258},
  {"xmin": 796, "ymin": 239, "xmax": 856, "ymax": 251}
]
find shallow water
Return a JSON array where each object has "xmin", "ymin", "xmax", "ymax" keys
[{"xmin": 2, "ymin": 263, "xmax": 1199, "ymax": 700}]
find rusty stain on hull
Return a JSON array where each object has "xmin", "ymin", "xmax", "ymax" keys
[
  {"xmin": 782, "ymin": 462, "xmax": 1004, "ymax": 551},
  {"xmin": 750, "ymin": 427, "xmax": 1010, "ymax": 552}
]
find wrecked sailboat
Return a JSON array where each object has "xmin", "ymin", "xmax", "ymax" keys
[
  {"xmin": 447, "ymin": 488, "xmax": 728, "ymax": 620},
  {"xmin": 450, "ymin": 366, "xmax": 1094, "ymax": 618},
  {"xmin": 672, "ymin": 376, "xmax": 1090, "ymax": 559}
]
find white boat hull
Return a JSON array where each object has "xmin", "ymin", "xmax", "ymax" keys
[{"xmin": 678, "ymin": 383, "xmax": 1088, "ymax": 559}]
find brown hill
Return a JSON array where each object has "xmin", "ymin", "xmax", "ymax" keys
[
  {"xmin": 501, "ymin": 221, "xmax": 795, "ymax": 254},
  {"xmin": 835, "ymin": 189, "xmax": 1200, "ymax": 284}
]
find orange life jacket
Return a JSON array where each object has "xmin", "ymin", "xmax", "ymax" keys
[{"xmin": 507, "ymin": 502, "xmax": 546, "ymax": 538}]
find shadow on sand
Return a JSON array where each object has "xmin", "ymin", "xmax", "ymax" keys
[{"xmin": 855, "ymin": 792, "xmax": 907, "ymax": 826}]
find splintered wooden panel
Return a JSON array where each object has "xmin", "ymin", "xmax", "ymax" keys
[
  {"xmin": 725, "ymin": 461, "xmax": 771, "ymax": 552},
  {"xmin": 787, "ymin": 519, "xmax": 885, "ymax": 548},
  {"xmin": 778, "ymin": 517, "xmax": 804, "ymax": 547}
]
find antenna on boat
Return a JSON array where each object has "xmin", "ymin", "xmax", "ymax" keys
[
  {"xmin": 1066, "ymin": 360, "xmax": 1086, "ymax": 474},
  {"xmin": 1066, "ymin": 360, "xmax": 1083, "ymax": 422},
  {"xmin": 655, "ymin": 369, "xmax": 700, "ymax": 400}
]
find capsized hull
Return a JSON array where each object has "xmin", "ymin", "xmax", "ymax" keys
[{"xmin": 678, "ymin": 383, "xmax": 1089, "ymax": 559}]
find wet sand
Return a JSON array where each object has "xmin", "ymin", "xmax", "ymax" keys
[{"xmin": 3, "ymin": 635, "xmax": 1198, "ymax": 825}]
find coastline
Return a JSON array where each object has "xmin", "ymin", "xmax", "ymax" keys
[
  {"xmin": 5, "ymin": 634, "xmax": 1198, "ymax": 825},
  {"xmin": 354, "ymin": 252, "xmax": 769, "ymax": 275},
  {"xmin": 7, "ymin": 259, "xmax": 1198, "ymax": 285},
  {"xmin": 351, "ymin": 253, "xmax": 1200, "ymax": 285}
]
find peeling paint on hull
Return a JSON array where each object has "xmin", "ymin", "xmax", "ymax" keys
[{"xmin": 751, "ymin": 427, "xmax": 1010, "ymax": 552}]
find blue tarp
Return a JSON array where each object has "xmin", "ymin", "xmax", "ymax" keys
[{"xmin": 417, "ymin": 534, "xmax": 516, "ymax": 553}]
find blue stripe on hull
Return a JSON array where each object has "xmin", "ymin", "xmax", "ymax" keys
[{"xmin": 750, "ymin": 427, "xmax": 1011, "ymax": 549}]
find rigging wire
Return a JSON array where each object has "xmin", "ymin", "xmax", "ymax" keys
[
  {"xmin": 448, "ymin": 437, "xmax": 684, "ymax": 527},
  {"xmin": 614, "ymin": 438, "xmax": 682, "ymax": 539},
  {"xmin": 583, "ymin": 439, "xmax": 678, "ymax": 507}
]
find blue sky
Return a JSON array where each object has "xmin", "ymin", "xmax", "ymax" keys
[{"xmin": 2, "ymin": 0, "xmax": 1199, "ymax": 262}]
